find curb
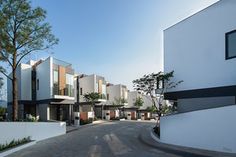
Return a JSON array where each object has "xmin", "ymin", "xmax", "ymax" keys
[
  {"xmin": 0, "ymin": 141, "xmax": 36, "ymax": 157},
  {"xmin": 66, "ymin": 120, "xmax": 108, "ymax": 133}
]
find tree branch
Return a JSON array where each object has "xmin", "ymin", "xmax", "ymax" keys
[
  {"xmin": 0, "ymin": 51, "xmax": 14, "ymax": 67},
  {"xmin": 0, "ymin": 70, "xmax": 12, "ymax": 81}
]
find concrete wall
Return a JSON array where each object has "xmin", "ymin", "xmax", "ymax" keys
[
  {"xmin": 178, "ymin": 96, "xmax": 235, "ymax": 113},
  {"xmin": 79, "ymin": 75, "xmax": 95, "ymax": 102},
  {"xmin": 0, "ymin": 122, "xmax": 66, "ymax": 145},
  {"xmin": 164, "ymin": 0, "xmax": 236, "ymax": 92},
  {"xmin": 20, "ymin": 64, "xmax": 32, "ymax": 100},
  {"xmin": 107, "ymin": 84, "xmax": 128, "ymax": 105},
  {"xmin": 127, "ymin": 91, "xmax": 140, "ymax": 107},
  {"xmin": 7, "ymin": 65, "xmax": 22, "ymax": 102},
  {"xmin": 127, "ymin": 91, "xmax": 155, "ymax": 109},
  {"xmin": 36, "ymin": 57, "xmax": 52, "ymax": 100},
  {"xmin": 160, "ymin": 105, "xmax": 236, "ymax": 153}
]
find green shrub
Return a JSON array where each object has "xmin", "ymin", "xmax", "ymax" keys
[
  {"xmin": 110, "ymin": 117, "xmax": 120, "ymax": 121},
  {"xmin": 0, "ymin": 137, "xmax": 31, "ymax": 152},
  {"xmin": 80, "ymin": 118, "xmax": 93, "ymax": 125},
  {"xmin": 153, "ymin": 126, "xmax": 160, "ymax": 137}
]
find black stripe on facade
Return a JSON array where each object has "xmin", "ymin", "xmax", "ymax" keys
[{"xmin": 164, "ymin": 85, "xmax": 236, "ymax": 101}]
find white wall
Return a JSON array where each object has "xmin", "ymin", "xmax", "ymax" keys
[
  {"xmin": 164, "ymin": 0, "xmax": 236, "ymax": 92},
  {"xmin": 127, "ymin": 91, "xmax": 154, "ymax": 109},
  {"xmin": 127, "ymin": 91, "xmax": 139, "ymax": 107},
  {"xmin": 20, "ymin": 64, "xmax": 32, "ymax": 100},
  {"xmin": 79, "ymin": 75, "xmax": 95, "ymax": 102},
  {"xmin": 160, "ymin": 105, "xmax": 236, "ymax": 153},
  {"xmin": 107, "ymin": 84, "xmax": 128, "ymax": 104},
  {"xmin": 141, "ymin": 95, "xmax": 154, "ymax": 110},
  {"xmin": 7, "ymin": 63, "xmax": 32, "ymax": 102},
  {"xmin": 0, "ymin": 122, "xmax": 66, "ymax": 145},
  {"xmin": 36, "ymin": 57, "xmax": 52, "ymax": 100}
]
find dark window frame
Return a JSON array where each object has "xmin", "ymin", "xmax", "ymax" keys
[
  {"xmin": 225, "ymin": 29, "xmax": 236, "ymax": 60},
  {"xmin": 80, "ymin": 88, "xmax": 83, "ymax": 95},
  {"xmin": 36, "ymin": 79, "xmax": 39, "ymax": 90}
]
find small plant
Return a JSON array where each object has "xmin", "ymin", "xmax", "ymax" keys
[
  {"xmin": 0, "ymin": 137, "xmax": 31, "ymax": 152},
  {"xmin": 80, "ymin": 118, "xmax": 93, "ymax": 125},
  {"xmin": 153, "ymin": 126, "xmax": 160, "ymax": 137},
  {"xmin": 25, "ymin": 114, "xmax": 39, "ymax": 122},
  {"xmin": 110, "ymin": 117, "xmax": 120, "ymax": 121}
]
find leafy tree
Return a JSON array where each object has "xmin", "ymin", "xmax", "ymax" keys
[
  {"xmin": 133, "ymin": 71, "xmax": 183, "ymax": 123},
  {"xmin": 0, "ymin": 106, "xmax": 6, "ymax": 115},
  {"xmin": 134, "ymin": 96, "xmax": 144, "ymax": 108},
  {"xmin": 83, "ymin": 92, "xmax": 100, "ymax": 118},
  {"xmin": 113, "ymin": 97, "xmax": 127, "ymax": 106},
  {"xmin": 146, "ymin": 106, "xmax": 157, "ymax": 113},
  {"xmin": 0, "ymin": 0, "xmax": 58, "ymax": 121}
]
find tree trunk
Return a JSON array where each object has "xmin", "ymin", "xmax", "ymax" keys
[
  {"xmin": 12, "ymin": 68, "xmax": 18, "ymax": 121},
  {"xmin": 12, "ymin": 52, "xmax": 18, "ymax": 121}
]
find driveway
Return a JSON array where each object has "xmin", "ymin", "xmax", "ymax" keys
[{"xmin": 6, "ymin": 121, "xmax": 181, "ymax": 157}]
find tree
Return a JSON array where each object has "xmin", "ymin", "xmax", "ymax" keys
[
  {"xmin": 134, "ymin": 96, "xmax": 144, "ymax": 108},
  {"xmin": 113, "ymin": 97, "xmax": 127, "ymax": 106},
  {"xmin": 0, "ymin": 0, "xmax": 58, "ymax": 121},
  {"xmin": 133, "ymin": 71, "xmax": 183, "ymax": 123},
  {"xmin": 83, "ymin": 92, "xmax": 100, "ymax": 118}
]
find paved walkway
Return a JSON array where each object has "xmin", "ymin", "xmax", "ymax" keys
[{"xmin": 6, "ymin": 121, "xmax": 236, "ymax": 157}]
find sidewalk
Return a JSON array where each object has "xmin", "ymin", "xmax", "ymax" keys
[
  {"xmin": 138, "ymin": 128, "xmax": 236, "ymax": 157},
  {"xmin": 66, "ymin": 120, "xmax": 108, "ymax": 133}
]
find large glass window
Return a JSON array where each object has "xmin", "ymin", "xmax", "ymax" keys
[
  {"xmin": 65, "ymin": 74, "xmax": 74, "ymax": 97},
  {"xmin": 226, "ymin": 30, "xmax": 236, "ymax": 59},
  {"xmin": 53, "ymin": 70, "xmax": 59, "ymax": 95}
]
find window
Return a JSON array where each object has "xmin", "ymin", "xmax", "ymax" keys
[
  {"xmin": 80, "ymin": 88, "xmax": 83, "ymax": 95},
  {"xmin": 107, "ymin": 94, "xmax": 109, "ymax": 100},
  {"xmin": 226, "ymin": 30, "xmax": 236, "ymax": 59},
  {"xmin": 66, "ymin": 74, "xmax": 74, "ymax": 97},
  {"xmin": 53, "ymin": 70, "xmax": 59, "ymax": 95},
  {"xmin": 37, "ymin": 79, "xmax": 39, "ymax": 90}
]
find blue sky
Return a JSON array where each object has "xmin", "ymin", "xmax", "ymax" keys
[{"xmin": 1, "ymin": 0, "xmax": 219, "ymax": 98}]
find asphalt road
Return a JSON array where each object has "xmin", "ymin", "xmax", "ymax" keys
[{"xmin": 7, "ymin": 121, "xmax": 181, "ymax": 157}]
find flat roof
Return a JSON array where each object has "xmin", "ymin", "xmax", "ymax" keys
[{"xmin": 164, "ymin": 0, "xmax": 221, "ymax": 31}]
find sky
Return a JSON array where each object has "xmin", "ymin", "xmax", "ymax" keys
[{"xmin": 1, "ymin": 0, "xmax": 219, "ymax": 100}]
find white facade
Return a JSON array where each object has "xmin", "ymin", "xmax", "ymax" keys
[
  {"xmin": 7, "ymin": 57, "xmax": 76, "ymax": 122},
  {"xmin": 36, "ymin": 57, "xmax": 52, "ymax": 100},
  {"xmin": 161, "ymin": 0, "xmax": 236, "ymax": 153},
  {"xmin": 127, "ymin": 91, "xmax": 153, "ymax": 109},
  {"xmin": 7, "ymin": 63, "xmax": 32, "ymax": 102},
  {"xmin": 106, "ymin": 84, "xmax": 128, "ymax": 105},
  {"xmin": 164, "ymin": 0, "xmax": 236, "ymax": 92},
  {"xmin": 160, "ymin": 105, "xmax": 236, "ymax": 153},
  {"xmin": 78, "ymin": 74, "xmax": 107, "ymax": 102}
]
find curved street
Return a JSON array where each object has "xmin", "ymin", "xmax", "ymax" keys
[{"xmin": 6, "ymin": 121, "xmax": 180, "ymax": 157}]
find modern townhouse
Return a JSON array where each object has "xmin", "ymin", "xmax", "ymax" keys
[
  {"xmin": 162, "ymin": 0, "xmax": 236, "ymax": 153},
  {"xmin": 106, "ymin": 84, "xmax": 128, "ymax": 120},
  {"xmin": 77, "ymin": 74, "xmax": 107, "ymax": 120},
  {"xmin": 7, "ymin": 57, "xmax": 76, "ymax": 124},
  {"xmin": 125, "ymin": 91, "xmax": 154, "ymax": 120}
]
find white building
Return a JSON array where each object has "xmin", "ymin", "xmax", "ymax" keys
[
  {"xmin": 125, "ymin": 91, "xmax": 154, "ymax": 120},
  {"xmin": 105, "ymin": 84, "xmax": 128, "ymax": 119},
  {"xmin": 77, "ymin": 74, "xmax": 107, "ymax": 120},
  {"xmin": 7, "ymin": 57, "xmax": 76, "ymax": 123},
  {"xmin": 162, "ymin": 0, "xmax": 236, "ymax": 153}
]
